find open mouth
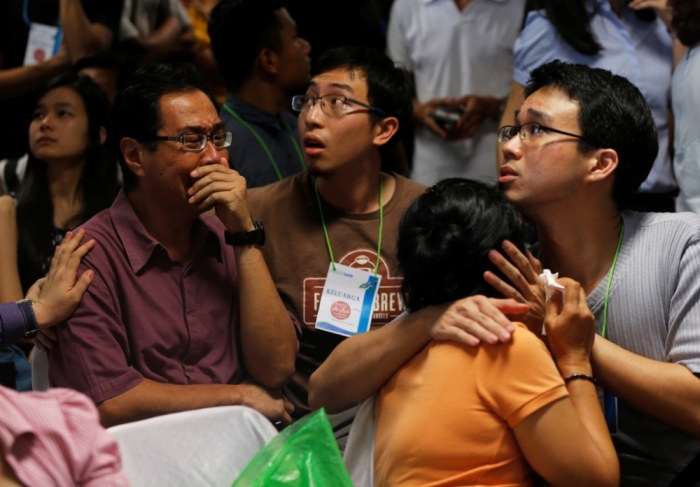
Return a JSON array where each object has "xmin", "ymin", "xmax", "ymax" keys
[
  {"xmin": 303, "ymin": 135, "xmax": 325, "ymax": 147},
  {"xmin": 303, "ymin": 135, "xmax": 326, "ymax": 155}
]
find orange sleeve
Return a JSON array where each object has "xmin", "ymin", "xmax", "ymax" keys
[{"xmin": 476, "ymin": 323, "xmax": 568, "ymax": 428}]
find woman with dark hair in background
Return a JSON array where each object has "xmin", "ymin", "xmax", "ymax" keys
[
  {"xmin": 373, "ymin": 179, "xmax": 618, "ymax": 486},
  {"xmin": 498, "ymin": 0, "xmax": 676, "ymax": 212},
  {"xmin": 0, "ymin": 73, "xmax": 119, "ymax": 390}
]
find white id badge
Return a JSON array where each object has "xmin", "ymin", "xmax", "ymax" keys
[
  {"xmin": 23, "ymin": 23, "xmax": 62, "ymax": 66},
  {"xmin": 315, "ymin": 263, "xmax": 382, "ymax": 337},
  {"xmin": 596, "ymin": 385, "xmax": 619, "ymax": 434}
]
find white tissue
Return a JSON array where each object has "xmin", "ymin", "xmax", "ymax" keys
[{"xmin": 538, "ymin": 269, "xmax": 565, "ymax": 335}]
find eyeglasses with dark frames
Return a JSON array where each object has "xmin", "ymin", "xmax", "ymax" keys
[
  {"xmin": 497, "ymin": 123, "xmax": 587, "ymax": 144},
  {"xmin": 291, "ymin": 94, "xmax": 387, "ymax": 118},
  {"xmin": 153, "ymin": 131, "xmax": 233, "ymax": 151}
]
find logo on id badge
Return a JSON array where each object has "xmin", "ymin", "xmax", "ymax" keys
[{"xmin": 23, "ymin": 23, "xmax": 62, "ymax": 67}]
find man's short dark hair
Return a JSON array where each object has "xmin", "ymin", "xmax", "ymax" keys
[
  {"xmin": 398, "ymin": 179, "xmax": 527, "ymax": 312},
  {"xmin": 112, "ymin": 63, "xmax": 216, "ymax": 193},
  {"xmin": 524, "ymin": 61, "xmax": 658, "ymax": 210},
  {"xmin": 209, "ymin": 0, "xmax": 285, "ymax": 91},
  {"xmin": 315, "ymin": 45, "xmax": 412, "ymax": 152},
  {"xmin": 670, "ymin": 0, "xmax": 700, "ymax": 47}
]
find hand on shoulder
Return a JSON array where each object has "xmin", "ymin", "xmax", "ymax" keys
[
  {"xmin": 427, "ymin": 295, "xmax": 527, "ymax": 346},
  {"xmin": 29, "ymin": 229, "xmax": 96, "ymax": 351},
  {"xmin": 484, "ymin": 240, "xmax": 546, "ymax": 334}
]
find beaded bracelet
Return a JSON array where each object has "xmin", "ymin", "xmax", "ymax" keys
[{"xmin": 564, "ymin": 373, "xmax": 597, "ymax": 384}]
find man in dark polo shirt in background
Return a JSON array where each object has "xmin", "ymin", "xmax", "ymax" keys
[
  {"xmin": 209, "ymin": 0, "xmax": 311, "ymax": 188},
  {"xmin": 48, "ymin": 64, "xmax": 299, "ymax": 428}
]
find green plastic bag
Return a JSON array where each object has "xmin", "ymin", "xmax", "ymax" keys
[{"xmin": 231, "ymin": 408, "xmax": 355, "ymax": 487}]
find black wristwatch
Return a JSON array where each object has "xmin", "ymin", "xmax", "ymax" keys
[
  {"xmin": 224, "ymin": 220, "xmax": 265, "ymax": 247},
  {"xmin": 16, "ymin": 299, "xmax": 39, "ymax": 339}
]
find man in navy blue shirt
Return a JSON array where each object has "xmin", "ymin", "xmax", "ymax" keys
[{"xmin": 209, "ymin": 0, "xmax": 311, "ymax": 188}]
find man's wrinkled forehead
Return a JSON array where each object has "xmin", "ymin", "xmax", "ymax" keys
[{"xmin": 157, "ymin": 89, "xmax": 221, "ymax": 133}]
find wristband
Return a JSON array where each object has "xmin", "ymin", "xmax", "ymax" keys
[
  {"xmin": 563, "ymin": 373, "xmax": 597, "ymax": 384},
  {"xmin": 16, "ymin": 299, "xmax": 39, "ymax": 339}
]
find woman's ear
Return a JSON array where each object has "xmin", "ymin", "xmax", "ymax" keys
[{"xmin": 98, "ymin": 126, "xmax": 107, "ymax": 146}]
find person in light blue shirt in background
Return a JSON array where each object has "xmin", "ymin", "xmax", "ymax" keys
[
  {"xmin": 670, "ymin": 0, "xmax": 700, "ymax": 213},
  {"xmin": 498, "ymin": 0, "xmax": 676, "ymax": 212}
]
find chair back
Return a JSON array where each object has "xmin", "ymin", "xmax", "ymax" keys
[
  {"xmin": 31, "ymin": 346, "xmax": 50, "ymax": 391},
  {"xmin": 107, "ymin": 405, "xmax": 278, "ymax": 486},
  {"xmin": 343, "ymin": 396, "xmax": 376, "ymax": 487}
]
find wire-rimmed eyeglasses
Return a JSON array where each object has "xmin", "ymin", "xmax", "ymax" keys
[{"xmin": 153, "ymin": 131, "xmax": 233, "ymax": 151}]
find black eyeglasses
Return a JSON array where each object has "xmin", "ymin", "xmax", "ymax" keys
[
  {"xmin": 498, "ymin": 123, "xmax": 586, "ymax": 143},
  {"xmin": 291, "ymin": 94, "xmax": 387, "ymax": 118},
  {"xmin": 153, "ymin": 131, "xmax": 233, "ymax": 151}
]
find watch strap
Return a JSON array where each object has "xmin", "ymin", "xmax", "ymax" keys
[
  {"xmin": 224, "ymin": 220, "xmax": 265, "ymax": 247},
  {"xmin": 16, "ymin": 299, "xmax": 39, "ymax": 339}
]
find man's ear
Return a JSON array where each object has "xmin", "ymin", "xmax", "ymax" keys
[
  {"xmin": 120, "ymin": 138, "xmax": 146, "ymax": 180},
  {"xmin": 258, "ymin": 47, "xmax": 279, "ymax": 76},
  {"xmin": 587, "ymin": 148, "xmax": 618, "ymax": 183},
  {"xmin": 372, "ymin": 117, "xmax": 400, "ymax": 147}
]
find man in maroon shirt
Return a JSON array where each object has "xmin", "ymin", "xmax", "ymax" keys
[{"xmin": 48, "ymin": 64, "xmax": 299, "ymax": 428}]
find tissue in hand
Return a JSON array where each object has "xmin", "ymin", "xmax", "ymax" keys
[{"xmin": 537, "ymin": 269, "xmax": 565, "ymax": 335}]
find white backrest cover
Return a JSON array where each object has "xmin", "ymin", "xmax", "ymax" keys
[{"xmin": 107, "ymin": 405, "xmax": 277, "ymax": 486}]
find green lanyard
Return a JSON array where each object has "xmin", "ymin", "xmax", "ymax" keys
[
  {"xmin": 601, "ymin": 223, "xmax": 625, "ymax": 339},
  {"xmin": 313, "ymin": 176, "xmax": 384, "ymax": 275},
  {"xmin": 223, "ymin": 104, "xmax": 306, "ymax": 181}
]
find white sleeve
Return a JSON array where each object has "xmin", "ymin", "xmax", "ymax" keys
[{"xmin": 386, "ymin": 0, "xmax": 412, "ymax": 71}]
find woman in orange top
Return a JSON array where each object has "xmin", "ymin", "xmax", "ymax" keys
[{"xmin": 372, "ymin": 179, "xmax": 618, "ymax": 486}]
